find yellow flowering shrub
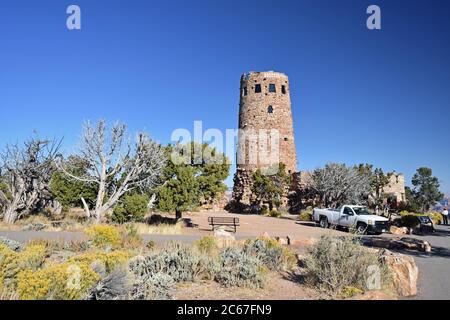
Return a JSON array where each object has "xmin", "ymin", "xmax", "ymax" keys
[
  {"xmin": 0, "ymin": 245, "xmax": 17, "ymax": 285},
  {"xmin": 18, "ymin": 244, "xmax": 47, "ymax": 269},
  {"xmin": 85, "ymin": 225, "xmax": 121, "ymax": 249},
  {"xmin": 17, "ymin": 262, "xmax": 100, "ymax": 300},
  {"xmin": 69, "ymin": 251, "xmax": 133, "ymax": 272},
  {"xmin": 0, "ymin": 244, "xmax": 46, "ymax": 287}
]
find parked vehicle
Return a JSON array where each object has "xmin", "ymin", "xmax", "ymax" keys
[{"xmin": 312, "ymin": 205, "xmax": 389, "ymax": 235}]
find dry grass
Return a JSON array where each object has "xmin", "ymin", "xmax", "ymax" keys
[
  {"xmin": 0, "ymin": 211, "xmax": 89, "ymax": 232},
  {"xmin": 133, "ymin": 222, "xmax": 183, "ymax": 235},
  {"xmin": 0, "ymin": 287, "xmax": 19, "ymax": 300},
  {"xmin": 0, "ymin": 215, "xmax": 51, "ymax": 231}
]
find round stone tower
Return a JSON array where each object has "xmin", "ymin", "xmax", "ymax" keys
[{"xmin": 232, "ymin": 71, "xmax": 298, "ymax": 208}]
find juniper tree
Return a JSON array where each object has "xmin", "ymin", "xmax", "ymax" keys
[
  {"xmin": 411, "ymin": 167, "xmax": 443, "ymax": 213},
  {"xmin": 358, "ymin": 164, "xmax": 392, "ymax": 213},
  {"xmin": 156, "ymin": 143, "xmax": 230, "ymax": 219},
  {"xmin": 157, "ymin": 163, "xmax": 199, "ymax": 220},
  {"xmin": 251, "ymin": 163, "xmax": 290, "ymax": 211},
  {"xmin": 50, "ymin": 156, "xmax": 98, "ymax": 211}
]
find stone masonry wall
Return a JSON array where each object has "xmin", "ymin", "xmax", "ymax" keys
[
  {"xmin": 383, "ymin": 173, "xmax": 406, "ymax": 203},
  {"xmin": 233, "ymin": 71, "xmax": 298, "ymax": 207}
]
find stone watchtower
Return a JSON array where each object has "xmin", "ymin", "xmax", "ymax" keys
[{"xmin": 232, "ymin": 71, "xmax": 297, "ymax": 208}]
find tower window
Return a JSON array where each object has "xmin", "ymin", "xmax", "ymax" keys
[
  {"xmin": 284, "ymin": 137, "xmax": 289, "ymax": 141},
  {"xmin": 281, "ymin": 85, "xmax": 286, "ymax": 94},
  {"xmin": 268, "ymin": 106, "xmax": 274, "ymax": 114},
  {"xmin": 255, "ymin": 84, "xmax": 262, "ymax": 93},
  {"xmin": 243, "ymin": 87, "xmax": 247, "ymax": 96},
  {"xmin": 269, "ymin": 84, "xmax": 276, "ymax": 93}
]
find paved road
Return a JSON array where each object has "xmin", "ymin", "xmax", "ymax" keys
[
  {"xmin": 400, "ymin": 225, "xmax": 450, "ymax": 300},
  {"xmin": 0, "ymin": 230, "xmax": 254, "ymax": 245},
  {"xmin": 362, "ymin": 224, "xmax": 450, "ymax": 300}
]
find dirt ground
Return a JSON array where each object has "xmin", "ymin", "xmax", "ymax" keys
[
  {"xmin": 182, "ymin": 210, "xmax": 346, "ymax": 241},
  {"xmin": 174, "ymin": 272, "xmax": 319, "ymax": 300}
]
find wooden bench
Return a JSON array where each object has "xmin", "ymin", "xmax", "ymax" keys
[{"xmin": 208, "ymin": 217, "xmax": 240, "ymax": 233}]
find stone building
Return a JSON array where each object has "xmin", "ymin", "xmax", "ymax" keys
[
  {"xmin": 382, "ymin": 172, "xmax": 406, "ymax": 203},
  {"xmin": 232, "ymin": 71, "xmax": 297, "ymax": 208}
]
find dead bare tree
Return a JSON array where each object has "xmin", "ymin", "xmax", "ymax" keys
[
  {"xmin": 56, "ymin": 120, "xmax": 166, "ymax": 222},
  {"xmin": 0, "ymin": 137, "xmax": 61, "ymax": 224},
  {"xmin": 308, "ymin": 163, "xmax": 372, "ymax": 209}
]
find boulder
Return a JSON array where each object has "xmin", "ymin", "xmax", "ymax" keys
[
  {"xmin": 214, "ymin": 227, "xmax": 236, "ymax": 248},
  {"xmin": 379, "ymin": 249, "xmax": 418, "ymax": 297},
  {"xmin": 400, "ymin": 237, "xmax": 432, "ymax": 253},
  {"xmin": 390, "ymin": 226, "xmax": 408, "ymax": 235},
  {"xmin": 362, "ymin": 236, "xmax": 432, "ymax": 253},
  {"xmin": 287, "ymin": 236, "xmax": 317, "ymax": 247}
]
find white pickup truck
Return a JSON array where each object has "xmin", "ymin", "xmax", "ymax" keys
[{"xmin": 312, "ymin": 205, "xmax": 389, "ymax": 235}]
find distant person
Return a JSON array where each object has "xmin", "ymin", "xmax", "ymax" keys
[{"xmin": 442, "ymin": 208, "xmax": 449, "ymax": 225}]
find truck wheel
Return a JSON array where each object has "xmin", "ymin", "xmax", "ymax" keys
[
  {"xmin": 356, "ymin": 223, "xmax": 367, "ymax": 234},
  {"xmin": 319, "ymin": 217, "xmax": 329, "ymax": 229}
]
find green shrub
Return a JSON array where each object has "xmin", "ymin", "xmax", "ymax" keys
[
  {"xmin": 89, "ymin": 265, "xmax": 132, "ymax": 300},
  {"xmin": 400, "ymin": 214, "xmax": 421, "ymax": 228},
  {"xmin": 399, "ymin": 211, "xmax": 441, "ymax": 228},
  {"xmin": 268, "ymin": 210, "xmax": 281, "ymax": 218},
  {"xmin": 0, "ymin": 237, "xmax": 23, "ymax": 252},
  {"xmin": 304, "ymin": 236, "xmax": 390, "ymax": 297},
  {"xmin": 260, "ymin": 205, "xmax": 269, "ymax": 216},
  {"xmin": 0, "ymin": 183, "xmax": 12, "ymax": 201},
  {"xmin": 244, "ymin": 238, "xmax": 297, "ymax": 271},
  {"xmin": 146, "ymin": 241, "xmax": 156, "ymax": 251},
  {"xmin": 21, "ymin": 222, "xmax": 48, "ymax": 232},
  {"xmin": 194, "ymin": 236, "xmax": 218, "ymax": 255},
  {"xmin": 399, "ymin": 210, "xmax": 410, "ymax": 217},
  {"xmin": 129, "ymin": 242, "xmax": 214, "ymax": 283},
  {"xmin": 27, "ymin": 238, "xmax": 91, "ymax": 254},
  {"xmin": 111, "ymin": 193, "xmax": 149, "ymax": 224},
  {"xmin": 299, "ymin": 207, "xmax": 313, "ymax": 222},
  {"xmin": 131, "ymin": 272, "xmax": 175, "ymax": 300},
  {"xmin": 260, "ymin": 206, "xmax": 281, "ymax": 218},
  {"xmin": 341, "ymin": 286, "xmax": 364, "ymax": 298},
  {"xmin": 215, "ymin": 247, "xmax": 265, "ymax": 288}
]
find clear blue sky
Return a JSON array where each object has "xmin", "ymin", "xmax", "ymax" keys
[{"xmin": 0, "ymin": 0, "xmax": 449, "ymax": 193}]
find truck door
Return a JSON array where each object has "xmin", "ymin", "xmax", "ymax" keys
[{"xmin": 339, "ymin": 206, "xmax": 355, "ymax": 227}]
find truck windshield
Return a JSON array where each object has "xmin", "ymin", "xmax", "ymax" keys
[{"xmin": 353, "ymin": 207, "xmax": 373, "ymax": 215}]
